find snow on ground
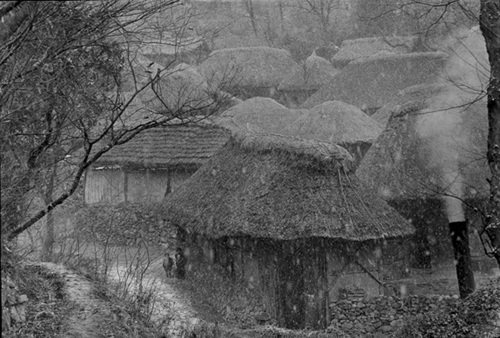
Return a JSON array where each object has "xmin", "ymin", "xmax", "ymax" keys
[{"xmin": 106, "ymin": 258, "xmax": 201, "ymax": 337}]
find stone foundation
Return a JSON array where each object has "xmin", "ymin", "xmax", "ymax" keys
[{"xmin": 329, "ymin": 294, "xmax": 460, "ymax": 336}]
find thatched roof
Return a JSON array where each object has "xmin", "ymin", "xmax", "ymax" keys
[
  {"xmin": 356, "ymin": 84, "xmax": 489, "ymax": 200},
  {"xmin": 278, "ymin": 51, "xmax": 338, "ymax": 91},
  {"xmin": 301, "ymin": 52, "xmax": 449, "ymax": 111},
  {"xmin": 371, "ymin": 83, "xmax": 450, "ymax": 128},
  {"xmin": 163, "ymin": 130, "xmax": 414, "ymax": 241},
  {"xmin": 215, "ymin": 97, "xmax": 302, "ymax": 135},
  {"xmin": 288, "ymin": 101, "xmax": 383, "ymax": 146},
  {"xmin": 120, "ymin": 52, "xmax": 164, "ymax": 92},
  {"xmin": 138, "ymin": 63, "xmax": 218, "ymax": 113},
  {"xmin": 331, "ymin": 36, "xmax": 418, "ymax": 68},
  {"xmin": 198, "ymin": 46, "xmax": 300, "ymax": 89},
  {"xmin": 93, "ymin": 122, "xmax": 230, "ymax": 169}
]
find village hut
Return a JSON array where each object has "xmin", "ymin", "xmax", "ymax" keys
[
  {"xmin": 300, "ymin": 52, "xmax": 449, "ymax": 115},
  {"xmin": 84, "ymin": 122, "xmax": 230, "ymax": 205},
  {"xmin": 278, "ymin": 50, "xmax": 339, "ymax": 108},
  {"xmin": 288, "ymin": 100, "xmax": 383, "ymax": 164},
  {"xmin": 215, "ymin": 97, "xmax": 302, "ymax": 135},
  {"xmin": 163, "ymin": 130, "xmax": 415, "ymax": 330},
  {"xmin": 330, "ymin": 36, "xmax": 418, "ymax": 68},
  {"xmin": 356, "ymin": 84, "xmax": 492, "ymax": 271},
  {"xmin": 198, "ymin": 46, "xmax": 300, "ymax": 101}
]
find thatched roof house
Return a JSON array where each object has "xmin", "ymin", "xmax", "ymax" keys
[
  {"xmin": 215, "ymin": 97, "xmax": 302, "ymax": 135},
  {"xmin": 300, "ymin": 52, "xmax": 449, "ymax": 114},
  {"xmin": 163, "ymin": 130, "xmax": 414, "ymax": 329},
  {"xmin": 288, "ymin": 101, "xmax": 382, "ymax": 163},
  {"xmin": 356, "ymin": 84, "xmax": 489, "ymax": 268},
  {"xmin": 198, "ymin": 46, "xmax": 300, "ymax": 99},
  {"xmin": 331, "ymin": 36, "xmax": 418, "ymax": 68},
  {"xmin": 85, "ymin": 122, "xmax": 230, "ymax": 204},
  {"xmin": 165, "ymin": 131, "xmax": 412, "ymax": 240}
]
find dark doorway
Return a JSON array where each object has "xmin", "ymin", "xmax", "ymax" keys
[{"xmin": 277, "ymin": 242, "xmax": 305, "ymax": 329}]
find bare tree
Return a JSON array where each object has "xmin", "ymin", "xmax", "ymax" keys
[
  {"xmin": 289, "ymin": 0, "xmax": 347, "ymax": 43},
  {"xmin": 479, "ymin": 0, "xmax": 500, "ymax": 268},
  {"xmin": 241, "ymin": 0, "xmax": 259, "ymax": 36},
  {"xmin": 0, "ymin": 1, "xmax": 231, "ymax": 246}
]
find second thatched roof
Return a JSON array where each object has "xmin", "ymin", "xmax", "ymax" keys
[
  {"xmin": 288, "ymin": 101, "xmax": 383, "ymax": 146},
  {"xmin": 163, "ymin": 130, "xmax": 414, "ymax": 241},
  {"xmin": 199, "ymin": 46, "xmax": 300, "ymax": 90},
  {"xmin": 215, "ymin": 97, "xmax": 302, "ymax": 135},
  {"xmin": 301, "ymin": 52, "xmax": 449, "ymax": 112}
]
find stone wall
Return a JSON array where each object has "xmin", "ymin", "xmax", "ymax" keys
[
  {"xmin": 73, "ymin": 203, "xmax": 176, "ymax": 247},
  {"xmin": 329, "ymin": 294, "xmax": 459, "ymax": 336},
  {"xmin": 1, "ymin": 276, "xmax": 28, "ymax": 332}
]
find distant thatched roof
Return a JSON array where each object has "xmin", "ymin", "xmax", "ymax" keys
[
  {"xmin": 163, "ymin": 130, "xmax": 414, "ymax": 241},
  {"xmin": 215, "ymin": 97, "xmax": 302, "ymax": 135},
  {"xmin": 278, "ymin": 51, "xmax": 338, "ymax": 91},
  {"xmin": 93, "ymin": 122, "xmax": 230, "ymax": 169},
  {"xmin": 120, "ymin": 52, "xmax": 164, "ymax": 92},
  {"xmin": 331, "ymin": 36, "xmax": 418, "ymax": 68},
  {"xmin": 356, "ymin": 85, "xmax": 489, "ymax": 200},
  {"xmin": 199, "ymin": 47, "xmax": 300, "ymax": 89},
  {"xmin": 138, "ymin": 63, "xmax": 219, "ymax": 113},
  {"xmin": 301, "ymin": 52, "xmax": 448, "ymax": 111},
  {"xmin": 371, "ymin": 83, "xmax": 450, "ymax": 128},
  {"xmin": 288, "ymin": 101, "xmax": 383, "ymax": 146}
]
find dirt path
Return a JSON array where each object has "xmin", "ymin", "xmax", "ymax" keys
[
  {"xmin": 106, "ymin": 258, "xmax": 201, "ymax": 337},
  {"xmin": 30, "ymin": 262, "xmax": 107, "ymax": 338}
]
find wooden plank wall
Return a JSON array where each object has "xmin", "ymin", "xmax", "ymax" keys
[{"xmin": 85, "ymin": 169, "xmax": 125, "ymax": 204}]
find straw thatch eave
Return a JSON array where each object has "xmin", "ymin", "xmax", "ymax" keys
[
  {"xmin": 163, "ymin": 132, "xmax": 414, "ymax": 241},
  {"xmin": 93, "ymin": 123, "xmax": 231, "ymax": 169},
  {"xmin": 356, "ymin": 85, "xmax": 489, "ymax": 201},
  {"xmin": 300, "ymin": 52, "xmax": 449, "ymax": 111},
  {"xmin": 199, "ymin": 46, "xmax": 300, "ymax": 90}
]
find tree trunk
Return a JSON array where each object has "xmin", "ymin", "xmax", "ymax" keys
[
  {"xmin": 480, "ymin": 0, "xmax": 500, "ymax": 267},
  {"xmin": 449, "ymin": 221, "xmax": 475, "ymax": 298},
  {"xmin": 40, "ymin": 158, "xmax": 57, "ymax": 262}
]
